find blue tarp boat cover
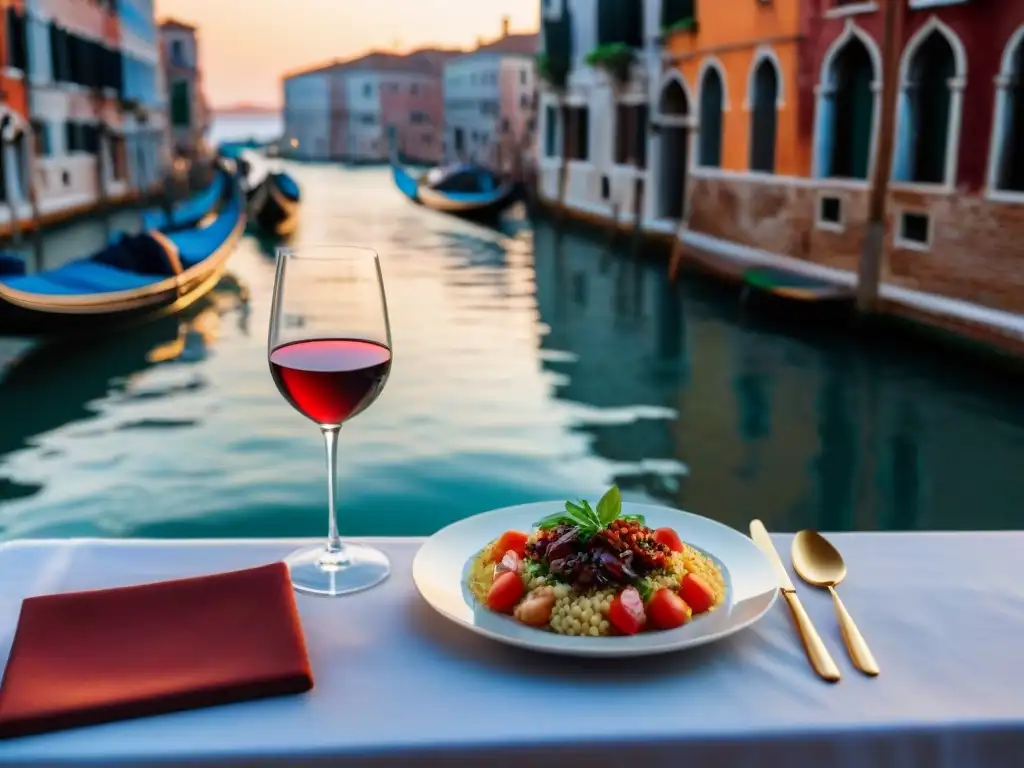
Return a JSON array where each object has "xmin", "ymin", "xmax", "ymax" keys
[
  {"xmin": 0, "ymin": 189, "xmax": 241, "ymax": 296},
  {"xmin": 140, "ymin": 172, "xmax": 226, "ymax": 231}
]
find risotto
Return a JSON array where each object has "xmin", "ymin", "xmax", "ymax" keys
[{"xmin": 466, "ymin": 486, "xmax": 726, "ymax": 636}]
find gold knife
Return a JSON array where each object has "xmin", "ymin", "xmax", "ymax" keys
[{"xmin": 749, "ymin": 519, "xmax": 841, "ymax": 683}]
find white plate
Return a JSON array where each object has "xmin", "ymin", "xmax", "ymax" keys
[{"xmin": 412, "ymin": 501, "xmax": 779, "ymax": 657}]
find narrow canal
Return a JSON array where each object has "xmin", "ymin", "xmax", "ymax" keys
[{"xmin": 1, "ymin": 162, "xmax": 1023, "ymax": 540}]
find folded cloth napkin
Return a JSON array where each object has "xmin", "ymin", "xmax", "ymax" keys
[{"xmin": 0, "ymin": 562, "xmax": 313, "ymax": 739}]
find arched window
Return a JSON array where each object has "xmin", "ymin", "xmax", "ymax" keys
[
  {"xmin": 698, "ymin": 65, "xmax": 724, "ymax": 167},
  {"xmin": 893, "ymin": 21, "xmax": 964, "ymax": 186},
  {"xmin": 991, "ymin": 27, "xmax": 1024, "ymax": 193},
  {"xmin": 659, "ymin": 77, "xmax": 689, "ymax": 117},
  {"xmin": 749, "ymin": 59, "xmax": 779, "ymax": 173},
  {"xmin": 655, "ymin": 74, "xmax": 690, "ymax": 220},
  {"xmin": 814, "ymin": 29, "xmax": 878, "ymax": 180},
  {"xmin": 832, "ymin": 43, "xmax": 874, "ymax": 179}
]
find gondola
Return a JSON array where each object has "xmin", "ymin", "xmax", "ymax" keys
[
  {"xmin": 0, "ymin": 175, "xmax": 246, "ymax": 337},
  {"xmin": 390, "ymin": 159, "xmax": 521, "ymax": 221},
  {"xmin": 220, "ymin": 148, "xmax": 267, "ymax": 206},
  {"xmin": 249, "ymin": 170, "xmax": 301, "ymax": 236},
  {"xmin": 138, "ymin": 167, "xmax": 229, "ymax": 232},
  {"xmin": 223, "ymin": 148, "xmax": 300, "ymax": 237}
]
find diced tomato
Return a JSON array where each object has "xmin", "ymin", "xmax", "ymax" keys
[
  {"xmin": 608, "ymin": 587, "xmax": 646, "ymax": 635},
  {"xmin": 491, "ymin": 530, "xmax": 529, "ymax": 561},
  {"xmin": 646, "ymin": 588, "xmax": 692, "ymax": 630},
  {"xmin": 653, "ymin": 527, "xmax": 684, "ymax": 553},
  {"xmin": 486, "ymin": 571, "xmax": 525, "ymax": 614},
  {"xmin": 679, "ymin": 573, "xmax": 716, "ymax": 614}
]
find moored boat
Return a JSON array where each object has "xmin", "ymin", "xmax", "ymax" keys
[
  {"xmin": 223, "ymin": 148, "xmax": 300, "ymax": 237},
  {"xmin": 0, "ymin": 177, "xmax": 246, "ymax": 337},
  {"xmin": 250, "ymin": 171, "xmax": 301, "ymax": 236},
  {"xmin": 391, "ymin": 160, "xmax": 521, "ymax": 221},
  {"xmin": 139, "ymin": 166, "xmax": 229, "ymax": 232},
  {"xmin": 740, "ymin": 266, "xmax": 855, "ymax": 308}
]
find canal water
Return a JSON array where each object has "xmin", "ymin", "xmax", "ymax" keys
[{"xmin": 1, "ymin": 162, "xmax": 1023, "ymax": 540}]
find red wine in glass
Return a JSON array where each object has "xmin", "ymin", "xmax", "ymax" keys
[
  {"xmin": 270, "ymin": 338, "xmax": 392, "ymax": 427},
  {"xmin": 268, "ymin": 245, "xmax": 393, "ymax": 597}
]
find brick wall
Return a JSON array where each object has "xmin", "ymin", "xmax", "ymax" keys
[
  {"xmin": 886, "ymin": 189, "xmax": 1024, "ymax": 313},
  {"xmin": 687, "ymin": 174, "xmax": 868, "ymax": 273},
  {"xmin": 686, "ymin": 173, "xmax": 1024, "ymax": 315}
]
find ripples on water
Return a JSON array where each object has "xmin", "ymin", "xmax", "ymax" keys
[{"xmin": 2, "ymin": 164, "xmax": 1024, "ymax": 540}]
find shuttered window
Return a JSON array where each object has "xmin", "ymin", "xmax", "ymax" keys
[
  {"xmin": 5, "ymin": 8, "xmax": 28, "ymax": 71},
  {"xmin": 542, "ymin": 5, "xmax": 573, "ymax": 61},
  {"xmin": 171, "ymin": 80, "xmax": 192, "ymax": 127},
  {"xmin": 660, "ymin": 0, "xmax": 695, "ymax": 31},
  {"xmin": 544, "ymin": 105, "xmax": 558, "ymax": 157},
  {"xmin": 596, "ymin": 0, "xmax": 642, "ymax": 48}
]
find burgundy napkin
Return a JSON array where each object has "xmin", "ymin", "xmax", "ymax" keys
[{"xmin": 0, "ymin": 562, "xmax": 313, "ymax": 739}]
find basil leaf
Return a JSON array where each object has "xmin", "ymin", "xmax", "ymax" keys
[
  {"xmin": 564, "ymin": 501, "xmax": 594, "ymax": 527},
  {"xmin": 565, "ymin": 500, "xmax": 587, "ymax": 516},
  {"xmin": 579, "ymin": 500, "xmax": 602, "ymax": 527},
  {"xmin": 596, "ymin": 485, "xmax": 622, "ymax": 527},
  {"xmin": 621, "ymin": 513, "xmax": 645, "ymax": 525}
]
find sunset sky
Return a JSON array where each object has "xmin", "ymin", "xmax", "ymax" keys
[{"xmin": 155, "ymin": 0, "xmax": 540, "ymax": 109}]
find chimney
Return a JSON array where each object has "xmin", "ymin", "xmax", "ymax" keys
[{"xmin": 501, "ymin": 16, "xmax": 510, "ymax": 38}]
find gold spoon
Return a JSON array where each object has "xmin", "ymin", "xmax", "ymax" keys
[{"xmin": 791, "ymin": 530, "xmax": 879, "ymax": 677}]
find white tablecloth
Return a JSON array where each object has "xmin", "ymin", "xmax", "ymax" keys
[{"xmin": 0, "ymin": 535, "xmax": 1021, "ymax": 768}]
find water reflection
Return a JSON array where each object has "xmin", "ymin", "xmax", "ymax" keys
[
  {"xmin": 534, "ymin": 229, "xmax": 685, "ymax": 501},
  {"xmin": 0, "ymin": 274, "xmax": 249, "ymax": 508},
  {"xmin": 1, "ymin": 164, "xmax": 1023, "ymax": 540},
  {"xmin": 814, "ymin": 362, "xmax": 857, "ymax": 531},
  {"xmin": 530, "ymin": 219, "xmax": 1024, "ymax": 533}
]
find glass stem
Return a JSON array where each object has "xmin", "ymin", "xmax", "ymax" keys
[{"xmin": 322, "ymin": 426, "xmax": 343, "ymax": 555}]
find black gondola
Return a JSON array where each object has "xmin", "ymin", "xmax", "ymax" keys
[
  {"xmin": 0, "ymin": 175, "xmax": 246, "ymax": 337},
  {"xmin": 222, "ymin": 148, "xmax": 300, "ymax": 237},
  {"xmin": 249, "ymin": 171, "xmax": 301, "ymax": 236}
]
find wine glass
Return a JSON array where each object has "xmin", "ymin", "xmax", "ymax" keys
[{"xmin": 268, "ymin": 245, "xmax": 392, "ymax": 596}]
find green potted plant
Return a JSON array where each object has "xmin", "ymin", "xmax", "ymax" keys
[{"xmin": 584, "ymin": 43, "xmax": 636, "ymax": 85}]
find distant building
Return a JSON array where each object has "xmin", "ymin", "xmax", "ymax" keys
[
  {"xmin": 282, "ymin": 63, "xmax": 331, "ymax": 161},
  {"xmin": 442, "ymin": 18, "xmax": 538, "ymax": 170},
  {"xmin": 118, "ymin": 0, "xmax": 169, "ymax": 193},
  {"xmin": 13, "ymin": 0, "xmax": 129, "ymax": 222},
  {"xmin": 283, "ymin": 48, "xmax": 459, "ymax": 165},
  {"xmin": 159, "ymin": 18, "xmax": 209, "ymax": 158}
]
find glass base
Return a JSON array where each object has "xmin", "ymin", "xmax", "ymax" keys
[{"xmin": 284, "ymin": 542, "xmax": 391, "ymax": 597}]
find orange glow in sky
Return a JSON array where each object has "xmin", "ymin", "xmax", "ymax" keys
[{"xmin": 155, "ymin": 0, "xmax": 540, "ymax": 109}]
